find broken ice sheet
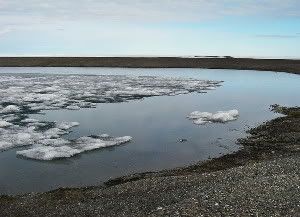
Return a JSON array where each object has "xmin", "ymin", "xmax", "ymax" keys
[
  {"xmin": 0, "ymin": 122, "xmax": 76, "ymax": 151},
  {"xmin": 0, "ymin": 73, "xmax": 222, "ymax": 160},
  {"xmin": 0, "ymin": 74, "xmax": 222, "ymax": 115},
  {"xmin": 187, "ymin": 110, "xmax": 239, "ymax": 125}
]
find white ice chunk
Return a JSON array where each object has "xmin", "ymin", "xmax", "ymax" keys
[
  {"xmin": 21, "ymin": 118, "xmax": 39, "ymax": 123},
  {"xmin": 74, "ymin": 136, "xmax": 132, "ymax": 152},
  {"xmin": 204, "ymin": 86, "xmax": 216, "ymax": 90},
  {"xmin": 187, "ymin": 109, "xmax": 239, "ymax": 125},
  {"xmin": 1, "ymin": 105, "xmax": 20, "ymax": 113},
  {"xmin": 17, "ymin": 135, "xmax": 132, "ymax": 160},
  {"xmin": 39, "ymin": 138, "xmax": 71, "ymax": 147},
  {"xmin": 43, "ymin": 128, "xmax": 67, "ymax": 138},
  {"xmin": 0, "ymin": 141, "xmax": 13, "ymax": 150},
  {"xmin": 66, "ymin": 105, "xmax": 80, "ymax": 110},
  {"xmin": 2, "ymin": 114, "xmax": 19, "ymax": 122},
  {"xmin": 35, "ymin": 86, "xmax": 59, "ymax": 93},
  {"xmin": 15, "ymin": 133, "xmax": 34, "ymax": 144},
  {"xmin": 99, "ymin": 134, "xmax": 110, "ymax": 138},
  {"xmin": 56, "ymin": 122, "xmax": 79, "ymax": 130},
  {"xmin": 17, "ymin": 145, "xmax": 81, "ymax": 160},
  {"xmin": 0, "ymin": 120, "xmax": 13, "ymax": 128},
  {"xmin": 0, "ymin": 125, "xmax": 72, "ymax": 151},
  {"xmin": 23, "ymin": 93, "xmax": 58, "ymax": 102},
  {"xmin": 188, "ymin": 111, "xmax": 212, "ymax": 120}
]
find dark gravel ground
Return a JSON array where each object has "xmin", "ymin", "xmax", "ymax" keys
[
  {"xmin": 0, "ymin": 57, "xmax": 300, "ymax": 74},
  {"xmin": 0, "ymin": 105, "xmax": 299, "ymax": 216},
  {"xmin": 1, "ymin": 156, "xmax": 299, "ymax": 216}
]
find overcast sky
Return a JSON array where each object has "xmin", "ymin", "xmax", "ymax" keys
[{"xmin": 1, "ymin": 0, "xmax": 300, "ymax": 57}]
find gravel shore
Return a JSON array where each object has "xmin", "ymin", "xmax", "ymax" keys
[
  {"xmin": 1, "ymin": 156, "xmax": 299, "ymax": 217},
  {"xmin": 1, "ymin": 105, "xmax": 299, "ymax": 216}
]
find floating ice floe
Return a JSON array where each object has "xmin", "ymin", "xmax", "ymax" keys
[
  {"xmin": 0, "ymin": 105, "xmax": 20, "ymax": 114},
  {"xmin": 56, "ymin": 122, "xmax": 80, "ymax": 130},
  {"xmin": 17, "ymin": 145, "xmax": 81, "ymax": 160},
  {"xmin": 17, "ymin": 135, "xmax": 132, "ymax": 160},
  {"xmin": 65, "ymin": 105, "xmax": 81, "ymax": 110},
  {"xmin": 187, "ymin": 110, "xmax": 239, "ymax": 125},
  {"xmin": 0, "ymin": 73, "xmax": 222, "ymax": 160},
  {"xmin": 21, "ymin": 118, "xmax": 39, "ymax": 123},
  {"xmin": 0, "ymin": 121, "xmax": 78, "ymax": 151},
  {"xmin": 0, "ymin": 120, "xmax": 13, "ymax": 128}
]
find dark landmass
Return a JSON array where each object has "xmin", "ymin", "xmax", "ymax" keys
[
  {"xmin": 1, "ymin": 105, "xmax": 299, "ymax": 216},
  {"xmin": 0, "ymin": 57, "xmax": 300, "ymax": 74}
]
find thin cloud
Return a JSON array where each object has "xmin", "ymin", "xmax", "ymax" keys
[
  {"xmin": 1, "ymin": 0, "xmax": 300, "ymax": 57},
  {"xmin": 0, "ymin": 27, "xmax": 12, "ymax": 36},
  {"xmin": 255, "ymin": 34, "xmax": 300, "ymax": 39},
  {"xmin": 1, "ymin": 0, "xmax": 300, "ymax": 24},
  {"xmin": 0, "ymin": 0, "xmax": 300, "ymax": 36}
]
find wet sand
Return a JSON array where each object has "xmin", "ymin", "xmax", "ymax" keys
[{"xmin": 0, "ymin": 57, "xmax": 300, "ymax": 74}]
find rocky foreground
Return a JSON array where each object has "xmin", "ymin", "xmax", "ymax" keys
[{"xmin": 0, "ymin": 105, "xmax": 299, "ymax": 216}]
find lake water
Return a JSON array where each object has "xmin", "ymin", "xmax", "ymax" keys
[{"xmin": 0, "ymin": 67, "xmax": 299, "ymax": 195}]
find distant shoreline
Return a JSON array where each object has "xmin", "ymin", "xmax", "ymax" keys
[{"xmin": 0, "ymin": 57, "xmax": 300, "ymax": 74}]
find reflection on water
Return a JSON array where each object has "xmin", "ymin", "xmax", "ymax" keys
[{"xmin": 0, "ymin": 68, "xmax": 299, "ymax": 195}]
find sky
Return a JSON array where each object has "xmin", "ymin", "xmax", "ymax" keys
[{"xmin": 0, "ymin": 0, "xmax": 300, "ymax": 57}]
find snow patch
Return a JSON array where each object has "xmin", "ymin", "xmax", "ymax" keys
[{"xmin": 187, "ymin": 110, "xmax": 239, "ymax": 125}]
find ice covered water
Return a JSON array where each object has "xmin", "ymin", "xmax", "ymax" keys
[
  {"xmin": 0, "ymin": 74, "xmax": 222, "ymax": 113},
  {"xmin": 0, "ymin": 73, "xmax": 222, "ymax": 160},
  {"xmin": 0, "ymin": 68, "xmax": 299, "ymax": 195}
]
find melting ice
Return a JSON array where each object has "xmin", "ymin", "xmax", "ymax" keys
[
  {"xmin": 17, "ymin": 135, "xmax": 133, "ymax": 160},
  {"xmin": 187, "ymin": 110, "xmax": 239, "ymax": 125},
  {"xmin": 0, "ymin": 73, "xmax": 222, "ymax": 160}
]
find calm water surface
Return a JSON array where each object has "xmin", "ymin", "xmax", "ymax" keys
[{"xmin": 0, "ymin": 68, "xmax": 299, "ymax": 195}]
